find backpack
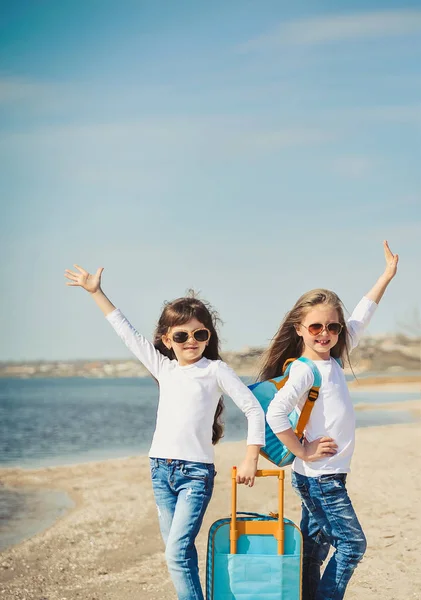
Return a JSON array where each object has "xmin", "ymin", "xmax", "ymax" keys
[{"xmin": 248, "ymin": 357, "xmax": 322, "ymax": 467}]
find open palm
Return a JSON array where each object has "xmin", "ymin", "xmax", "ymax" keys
[
  {"xmin": 64, "ymin": 265, "xmax": 104, "ymax": 293},
  {"xmin": 383, "ymin": 240, "xmax": 398, "ymax": 280}
]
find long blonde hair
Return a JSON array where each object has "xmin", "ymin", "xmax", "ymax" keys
[{"xmin": 258, "ymin": 289, "xmax": 350, "ymax": 381}]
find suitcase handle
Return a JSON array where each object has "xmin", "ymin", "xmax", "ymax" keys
[
  {"xmin": 230, "ymin": 466, "xmax": 285, "ymax": 555},
  {"xmin": 255, "ymin": 469, "xmax": 284, "ymax": 477}
]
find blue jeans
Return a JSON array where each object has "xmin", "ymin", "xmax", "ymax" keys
[
  {"xmin": 150, "ymin": 458, "xmax": 215, "ymax": 600},
  {"xmin": 291, "ymin": 471, "xmax": 367, "ymax": 600}
]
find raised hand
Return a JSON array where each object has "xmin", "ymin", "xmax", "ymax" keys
[
  {"xmin": 383, "ymin": 240, "xmax": 399, "ymax": 282},
  {"xmin": 64, "ymin": 265, "xmax": 104, "ymax": 294}
]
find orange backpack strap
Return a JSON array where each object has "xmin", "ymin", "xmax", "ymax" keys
[
  {"xmin": 282, "ymin": 358, "xmax": 296, "ymax": 373},
  {"xmin": 295, "ymin": 386, "xmax": 320, "ymax": 439},
  {"xmin": 281, "ymin": 357, "xmax": 321, "ymax": 441},
  {"xmin": 268, "ymin": 358, "xmax": 298, "ymax": 391}
]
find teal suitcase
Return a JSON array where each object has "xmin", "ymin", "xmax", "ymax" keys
[{"xmin": 206, "ymin": 469, "xmax": 302, "ymax": 599}]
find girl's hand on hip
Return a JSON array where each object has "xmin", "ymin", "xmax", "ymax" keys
[
  {"xmin": 64, "ymin": 264, "xmax": 104, "ymax": 293},
  {"xmin": 236, "ymin": 458, "xmax": 258, "ymax": 488},
  {"xmin": 383, "ymin": 240, "xmax": 399, "ymax": 281},
  {"xmin": 303, "ymin": 437, "xmax": 338, "ymax": 462}
]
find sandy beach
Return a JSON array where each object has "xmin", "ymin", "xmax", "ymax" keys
[{"xmin": 1, "ymin": 387, "xmax": 420, "ymax": 600}]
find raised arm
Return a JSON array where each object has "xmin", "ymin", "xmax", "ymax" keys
[
  {"xmin": 347, "ymin": 241, "xmax": 398, "ymax": 351},
  {"xmin": 64, "ymin": 265, "xmax": 167, "ymax": 379},
  {"xmin": 365, "ymin": 240, "xmax": 398, "ymax": 304},
  {"xmin": 65, "ymin": 265, "xmax": 115, "ymax": 315}
]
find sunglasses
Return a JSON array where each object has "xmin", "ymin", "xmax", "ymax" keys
[
  {"xmin": 169, "ymin": 328, "xmax": 211, "ymax": 344},
  {"xmin": 301, "ymin": 322, "xmax": 343, "ymax": 336}
]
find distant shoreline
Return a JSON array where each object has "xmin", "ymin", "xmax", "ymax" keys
[
  {"xmin": 2, "ymin": 334, "xmax": 421, "ymax": 379},
  {"xmin": 1, "ymin": 369, "xmax": 421, "ymax": 384}
]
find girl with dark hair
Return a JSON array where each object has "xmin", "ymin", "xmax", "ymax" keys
[
  {"xmin": 261, "ymin": 241, "xmax": 398, "ymax": 600},
  {"xmin": 64, "ymin": 265, "xmax": 265, "ymax": 600}
]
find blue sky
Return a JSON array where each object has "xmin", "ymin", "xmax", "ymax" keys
[{"xmin": 1, "ymin": 0, "xmax": 420, "ymax": 361}]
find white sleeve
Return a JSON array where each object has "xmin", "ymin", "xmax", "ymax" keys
[
  {"xmin": 216, "ymin": 361, "xmax": 266, "ymax": 447},
  {"xmin": 266, "ymin": 361, "xmax": 314, "ymax": 434},
  {"xmin": 346, "ymin": 296, "xmax": 377, "ymax": 352},
  {"xmin": 106, "ymin": 309, "xmax": 168, "ymax": 379}
]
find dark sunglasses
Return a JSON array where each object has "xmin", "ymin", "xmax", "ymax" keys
[
  {"xmin": 169, "ymin": 328, "xmax": 211, "ymax": 344},
  {"xmin": 301, "ymin": 322, "xmax": 343, "ymax": 336}
]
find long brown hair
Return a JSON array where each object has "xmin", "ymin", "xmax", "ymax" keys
[
  {"xmin": 153, "ymin": 291, "xmax": 225, "ymax": 444},
  {"xmin": 258, "ymin": 289, "xmax": 351, "ymax": 382}
]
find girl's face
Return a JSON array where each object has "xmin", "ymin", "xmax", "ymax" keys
[
  {"xmin": 162, "ymin": 317, "xmax": 210, "ymax": 366},
  {"xmin": 296, "ymin": 304, "xmax": 341, "ymax": 361}
]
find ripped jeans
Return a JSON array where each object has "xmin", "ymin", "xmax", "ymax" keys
[
  {"xmin": 149, "ymin": 458, "xmax": 215, "ymax": 600},
  {"xmin": 291, "ymin": 471, "xmax": 367, "ymax": 600}
]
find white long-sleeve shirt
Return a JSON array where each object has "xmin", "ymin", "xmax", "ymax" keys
[
  {"xmin": 266, "ymin": 296, "xmax": 377, "ymax": 476},
  {"xmin": 106, "ymin": 309, "xmax": 265, "ymax": 463}
]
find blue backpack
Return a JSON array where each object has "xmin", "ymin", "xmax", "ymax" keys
[{"xmin": 248, "ymin": 357, "xmax": 322, "ymax": 467}]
